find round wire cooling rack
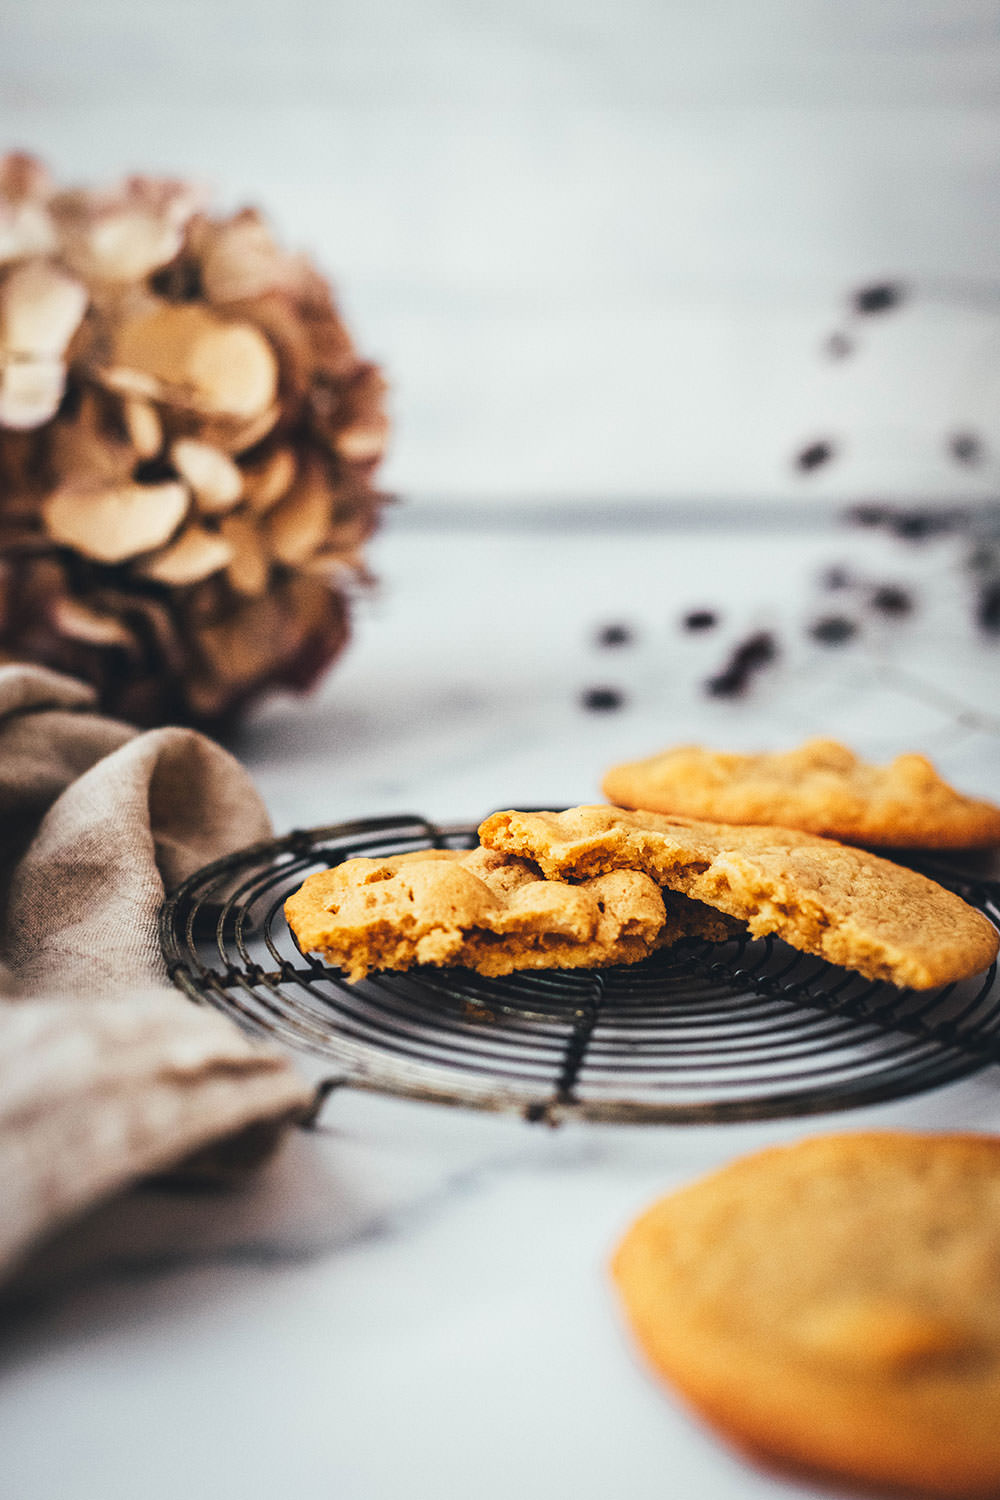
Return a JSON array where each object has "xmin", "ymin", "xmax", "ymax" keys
[{"xmin": 159, "ymin": 814, "xmax": 1000, "ymax": 1125}]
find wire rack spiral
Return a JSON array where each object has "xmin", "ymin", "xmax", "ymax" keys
[{"xmin": 160, "ymin": 814, "xmax": 1000, "ymax": 1124}]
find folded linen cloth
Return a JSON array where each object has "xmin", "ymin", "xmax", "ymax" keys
[{"xmin": 0, "ymin": 664, "xmax": 312, "ymax": 1282}]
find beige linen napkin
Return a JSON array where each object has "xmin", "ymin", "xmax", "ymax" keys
[{"xmin": 0, "ymin": 664, "xmax": 312, "ymax": 1281}]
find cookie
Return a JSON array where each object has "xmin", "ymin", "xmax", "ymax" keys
[
  {"xmin": 284, "ymin": 845, "xmax": 730, "ymax": 982},
  {"xmin": 478, "ymin": 806, "xmax": 999, "ymax": 988},
  {"xmin": 612, "ymin": 1131, "xmax": 1000, "ymax": 1497},
  {"xmin": 602, "ymin": 737, "xmax": 1000, "ymax": 848}
]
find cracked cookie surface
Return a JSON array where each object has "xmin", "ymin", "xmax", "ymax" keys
[
  {"xmin": 602, "ymin": 737, "xmax": 1000, "ymax": 848},
  {"xmin": 478, "ymin": 806, "xmax": 999, "ymax": 988},
  {"xmin": 284, "ymin": 845, "xmax": 729, "ymax": 981},
  {"xmin": 612, "ymin": 1131, "xmax": 1000, "ymax": 1498}
]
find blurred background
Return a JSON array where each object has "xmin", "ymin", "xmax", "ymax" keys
[{"xmin": 4, "ymin": 0, "xmax": 999, "ymax": 507}]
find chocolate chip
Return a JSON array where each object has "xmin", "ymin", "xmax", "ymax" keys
[
  {"xmin": 949, "ymin": 432, "xmax": 984, "ymax": 466},
  {"xmin": 821, "ymin": 566, "xmax": 852, "ymax": 591},
  {"xmin": 682, "ymin": 609, "xmax": 718, "ymax": 632},
  {"xmin": 581, "ymin": 686, "xmax": 625, "ymax": 713},
  {"xmin": 595, "ymin": 623, "xmax": 634, "ymax": 648},
  {"xmin": 795, "ymin": 440, "xmax": 836, "ymax": 472},
  {"xmin": 810, "ymin": 615, "xmax": 857, "ymax": 645},
  {"xmin": 870, "ymin": 584, "xmax": 913, "ymax": 616},
  {"xmin": 852, "ymin": 282, "xmax": 905, "ymax": 315}
]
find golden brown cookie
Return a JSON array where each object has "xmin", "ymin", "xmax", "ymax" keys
[
  {"xmin": 602, "ymin": 737, "xmax": 1000, "ymax": 848},
  {"xmin": 284, "ymin": 845, "xmax": 730, "ymax": 981},
  {"xmin": 612, "ymin": 1131, "xmax": 1000, "ymax": 1498},
  {"xmin": 478, "ymin": 806, "xmax": 999, "ymax": 988}
]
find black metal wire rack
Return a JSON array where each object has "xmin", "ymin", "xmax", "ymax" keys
[{"xmin": 159, "ymin": 814, "xmax": 1000, "ymax": 1124}]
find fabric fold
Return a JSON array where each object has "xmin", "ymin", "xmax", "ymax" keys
[{"xmin": 0, "ymin": 663, "xmax": 311, "ymax": 1282}]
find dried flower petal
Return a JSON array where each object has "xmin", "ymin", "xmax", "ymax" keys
[
  {"xmin": 0, "ymin": 359, "xmax": 66, "ymax": 430},
  {"xmin": 218, "ymin": 512, "xmax": 271, "ymax": 596},
  {"xmin": 139, "ymin": 524, "xmax": 234, "ymax": 585},
  {"xmin": 196, "ymin": 595, "xmax": 289, "ymax": 687},
  {"xmin": 232, "ymin": 289, "xmax": 315, "ymax": 402},
  {"xmin": 170, "ymin": 438, "xmax": 242, "ymax": 513},
  {"xmin": 199, "ymin": 210, "xmax": 296, "ymax": 304},
  {"xmin": 0, "ymin": 201, "xmax": 58, "ymax": 266},
  {"xmin": 109, "ymin": 303, "xmax": 279, "ymax": 419},
  {"xmin": 0, "ymin": 158, "xmax": 388, "ymax": 727},
  {"xmin": 49, "ymin": 595, "xmax": 138, "ymax": 650},
  {"xmin": 241, "ymin": 445, "xmax": 296, "ymax": 513},
  {"xmin": 0, "ymin": 260, "xmax": 87, "ymax": 360},
  {"xmin": 65, "ymin": 209, "xmax": 185, "ymax": 284},
  {"xmin": 265, "ymin": 461, "xmax": 332, "ymax": 565},
  {"xmin": 194, "ymin": 402, "xmax": 282, "ymax": 455},
  {"xmin": 43, "ymin": 480, "xmax": 188, "ymax": 563},
  {"xmin": 0, "ymin": 153, "xmax": 52, "ymax": 203},
  {"xmin": 122, "ymin": 398, "xmax": 163, "ymax": 460},
  {"xmin": 331, "ymin": 365, "xmax": 390, "ymax": 464},
  {"xmin": 53, "ymin": 175, "xmax": 201, "ymax": 284},
  {"xmin": 49, "ymin": 392, "xmax": 136, "ymax": 484}
]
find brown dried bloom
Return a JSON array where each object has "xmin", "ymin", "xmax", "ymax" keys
[{"xmin": 0, "ymin": 154, "xmax": 390, "ymax": 728}]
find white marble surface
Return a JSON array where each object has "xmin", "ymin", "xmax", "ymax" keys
[{"xmin": 1, "ymin": 509, "xmax": 999, "ymax": 1500}]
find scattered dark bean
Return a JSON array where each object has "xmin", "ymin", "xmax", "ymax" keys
[
  {"xmin": 892, "ymin": 509, "xmax": 958, "ymax": 541},
  {"xmin": 595, "ymin": 622, "xmax": 634, "ymax": 648},
  {"xmin": 892, "ymin": 513, "xmax": 933, "ymax": 541},
  {"xmin": 581, "ymin": 686, "xmax": 625, "ymax": 713},
  {"xmin": 682, "ymin": 609, "xmax": 718, "ymax": 632},
  {"xmin": 825, "ymin": 331, "xmax": 854, "ymax": 359},
  {"xmin": 821, "ymin": 565, "xmax": 852, "ymax": 590},
  {"xmin": 810, "ymin": 615, "xmax": 857, "ymax": 645},
  {"xmin": 849, "ymin": 502, "xmax": 893, "ymax": 528},
  {"xmin": 968, "ymin": 545, "xmax": 999, "ymax": 573},
  {"xmin": 870, "ymin": 584, "xmax": 913, "ymax": 616},
  {"xmin": 977, "ymin": 580, "xmax": 1000, "ymax": 634},
  {"xmin": 852, "ymin": 281, "xmax": 905, "ymax": 315},
  {"xmin": 703, "ymin": 632, "xmax": 779, "ymax": 698},
  {"xmin": 735, "ymin": 631, "xmax": 778, "ymax": 669},
  {"xmin": 705, "ymin": 670, "xmax": 745, "ymax": 698},
  {"xmin": 949, "ymin": 432, "xmax": 983, "ymax": 466},
  {"xmin": 795, "ymin": 440, "xmax": 836, "ymax": 472}
]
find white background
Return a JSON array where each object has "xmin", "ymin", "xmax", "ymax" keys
[{"xmin": 3, "ymin": 0, "xmax": 1000, "ymax": 503}]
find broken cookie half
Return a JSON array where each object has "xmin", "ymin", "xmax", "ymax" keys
[
  {"xmin": 284, "ymin": 845, "xmax": 731, "ymax": 982},
  {"xmin": 478, "ymin": 806, "xmax": 999, "ymax": 990}
]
